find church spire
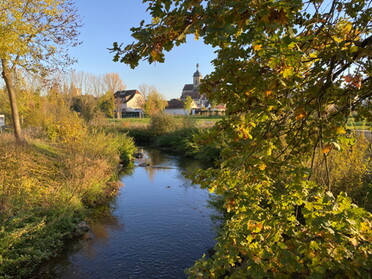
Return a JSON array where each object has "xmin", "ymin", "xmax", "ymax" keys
[{"xmin": 193, "ymin": 63, "xmax": 202, "ymax": 89}]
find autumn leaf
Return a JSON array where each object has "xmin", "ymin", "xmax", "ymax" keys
[
  {"xmin": 150, "ymin": 49, "xmax": 160, "ymax": 60},
  {"xmin": 352, "ymin": 75, "xmax": 362, "ymax": 89},
  {"xmin": 336, "ymin": 126, "xmax": 346, "ymax": 134},
  {"xmin": 322, "ymin": 144, "xmax": 333, "ymax": 153},
  {"xmin": 294, "ymin": 107, "xmax": 306, "ymax": 120},
  {"xmin": 281, "ymin": 66, "xmax": 294, "ymax": 78},
  {"xmin": 253, "ymin": 44, "xmax": 262, "ymax": 51},
  {"xmin": 344, "ymin": 74, "xmax": 352, "ymax": 82},
  {"xmin": 349, "ymin": 237, "xmax": 358, "ymax": 247},
  {"xmin": 258, "ymin": 163, "xmax": 267, "ymax": 170},
  {"xmin": 265, "ymin": 90, "xmax": 273, "ymax": 96}
]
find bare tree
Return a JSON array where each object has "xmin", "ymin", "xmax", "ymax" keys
[
  {"xmin": 103, "ymin": 73, "xmax": 125, "ymax": 119},
  {"xmin": 103, "ymin": 73, "xmax": 125, "ymax": 94},
  {"xmin": 85, "ymin": 73, "xmax": 104, "ymax": 96}
]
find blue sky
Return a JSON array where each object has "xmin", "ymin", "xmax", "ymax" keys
[{"xmin": 70, "ymin": 0, "xmax": 216, "ymax": 100}]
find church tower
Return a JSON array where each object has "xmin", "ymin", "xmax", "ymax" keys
[{"xmin": 193, "ymin": 63, "xmax": 202, "ymax": 90}]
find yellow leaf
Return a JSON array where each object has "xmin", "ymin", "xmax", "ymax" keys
[
  {"xmin": 253, "ymin": 44, "xmax": 262, "ymax": 51},
  {"xmin": 258, "ymin": 163, "xmax": 266, "ymax": 170},
  {"xmin": 282, "ymin": 66, "xmax": 294, "ymax": 78},
  {"xmin": 209, "ymin": 186, "xmax": 216, "ymax": 193},
  {"xmin": 349, "ymin": 237, "xmax": 358, "ymax": 247},
  {"xmin": 336, "ymin": 126, "xmax": 346, "ymax": 134}
]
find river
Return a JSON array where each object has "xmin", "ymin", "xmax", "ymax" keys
[{"xmin": 37, "ymin": 148, "xmax": 217, "ymax": 279}]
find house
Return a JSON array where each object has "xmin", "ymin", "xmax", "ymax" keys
[
  {"xmin": 165, "ymin": 98, "xmax": 198, "ymax": 115},
  {"xmin": 114, "ymin": 89, "xmax": 145, "ymax": 117},
  {"xmin": 180, "ymin": 63, "xmax": 205, "ymax": 101},
  {"xmin": 179, "ymin": 64, "xmax": 225, "ymax": 113},
  {"xmin": 180, "ymin": 64, "xmax": 209, "ymax": 108}
]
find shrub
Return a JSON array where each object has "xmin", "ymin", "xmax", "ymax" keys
[
  {"xmin": 185, "ymin": 128, "xmax": 226, "ymax": 162},
  {"xmin": 150, "ymin": 113, "xmax": 178, "ymax": 134},
  {"xmin": 155, "ymin": 127, "xmax": 199, "ymax": 153}
]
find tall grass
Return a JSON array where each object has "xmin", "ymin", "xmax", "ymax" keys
[
  {"xmin": 310, "ymin": 134, "xmax": 371, "ymax": 211},
  {"xmin": 0, "ymin": 102, "xmax": 135, "ymax": 278}
]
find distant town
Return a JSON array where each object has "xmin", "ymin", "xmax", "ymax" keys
[{"xmin": 114, "ymin": 64, "xmax": 226, "ymax": 118}]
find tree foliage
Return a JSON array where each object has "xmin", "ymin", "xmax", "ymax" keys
[
  {"xmin": 184, "ymin": 95, "xmax": 193, "ymax": 114},
  {"xmin": 0, "ymin": 0, "xmax": 81, "ymax": 142},
  {"xmin": 113, "ymin": 0, "xmax": 372, "ymax": 277},
  {"xmin": 139, "ymin": 84, "xmax": 167, "ymax": 115}
]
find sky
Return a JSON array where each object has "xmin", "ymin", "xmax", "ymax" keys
[{"xmin": 70, "ymin": 0, "xmax": 216, "ymax": 100}]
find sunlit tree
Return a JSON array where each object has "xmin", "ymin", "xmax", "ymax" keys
[
  {"xmin": 0, "ymin": 0, "xmax": 81, "ymax": 142},
  {"xmin": 184, "ymin": 95, "xmax": 193, "ymax": 114},
  {"xmin": 112, "ymin": 0, "xmax": 371, "ymax": 277},
  {"xmin": 139, "ymin": 84, "xmax": 167, "ymax": 116}
]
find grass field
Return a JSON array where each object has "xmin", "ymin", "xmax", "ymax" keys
[{"xmin": 104, "ymin": 116, "xmax": 224, "ymax": 128}]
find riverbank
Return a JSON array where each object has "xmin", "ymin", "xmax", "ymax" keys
[
  {"xmin": 34, "ymin": 147, "xmax": 218, "ymax": 279},
  {"xmin": 101, "ymin": 115, "xmax": 227, "ymax": 163},
  {"xmin": 0, "ymin": 131, "xmax": 135, "ymax": 278}
]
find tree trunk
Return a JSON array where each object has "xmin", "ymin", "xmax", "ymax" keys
[
  {"xmin": 115, "ymin": 99, "xmax": 122, "ymax": 119},
  {"xmin": 1, "ymin": 59, "xmax": 25, "ymax": 143}
]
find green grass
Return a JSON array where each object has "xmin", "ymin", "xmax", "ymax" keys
[{"xmin": 104, "ymin": 115, "xmax": 224, "ymax": 128}]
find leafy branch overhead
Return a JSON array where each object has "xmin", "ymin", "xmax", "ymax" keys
[{"xmin": 113, "ymin": 0, "xmax": 372, "ymax": 277}]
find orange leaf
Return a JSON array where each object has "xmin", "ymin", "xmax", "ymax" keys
[
  {"xmin": 294, "ymin": 107, "xmax": 306, "ymax": 120},
  {"xmin": 344, "ymin": 74, "xmax": 352, "ymax": 82},
  {"xmin": 265, "ymin": 90, "xmax": 273, "ymax": 96},
  {"xmin": 322, "ymin": 144, "xmax": 332, "ymax": 153},
  {"xmin": 352, "ymin": 76, "xmax": 362, "ymax": 89},
  {"xmin": 253, "ymin": 44, "xmax": 262, "ymax": 51}
]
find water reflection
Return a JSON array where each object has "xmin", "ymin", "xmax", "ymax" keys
[
  {"xmin": 37, "ymin": 148, "xmax": 217, "ymax": 279},
  {"xmin": 137, "ymin": 147, "xmax": 211, "ymax": 184}
]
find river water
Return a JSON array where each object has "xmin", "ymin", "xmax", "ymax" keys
[{"xmin": 38, "ymin": 148, "xmax": 217, "ymax": 279}]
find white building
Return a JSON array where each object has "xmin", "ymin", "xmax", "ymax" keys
[
  {"xmin": 114, "ymin": 89, "xmax": 145, "ymax": 117},
  {"xmin": 165, "ymin": 98, "xmax": 198, "ymax": 115}
]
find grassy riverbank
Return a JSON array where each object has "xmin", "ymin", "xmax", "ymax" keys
[
  {"xmin": 105, "ymin": 113, "xmax": 371, "ymax": 212},
  {"xmin": 0, "ymin": 128, "xmax": 135, "ymax": 278},
  {"xmin": 101, "ymin": 114, "xmax": 227, "ymax": 163},
  {"xmin": 102, "ymin": 115, "xmax": 223, "ymax": 129}
]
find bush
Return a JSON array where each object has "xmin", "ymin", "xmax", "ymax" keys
[
  {"xmin": 185, "ymin": 128, "xmax": 226, "ymax": 162},
  {"xmin": 115, "ymin": 132, "xmax": 136, "ymax": 164},
  {"xmin": 150, "ymin": 113, "xmax": 178, "ymax": 135},
  {"xmin": 155, "ymin": 127, "xmax": 199, "ymax": 153}
]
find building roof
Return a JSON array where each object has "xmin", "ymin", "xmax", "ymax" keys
[
  {"xmin": 193, "ymin": 63, "xmax": 202, "ymax": 77},
  {"xmin": 193, "ymin": 70, "xmax": 201, "ymax": 77},
  {"xmin": 182, "ymin": 84, "xmax": 194, "ymax": 91},
  {"xmin": 114, "ymin": 89, "xmax": 141, "ymax": 103},
  {"xmin": 166, "ymin": 98, "xmax": 185, "ymax": 109}
]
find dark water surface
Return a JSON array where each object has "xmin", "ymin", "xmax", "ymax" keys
[{"xmin": 39, "ymin": 148, "xmax": 217, "ymax": 279}]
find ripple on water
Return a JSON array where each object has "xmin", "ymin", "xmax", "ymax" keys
[{"xmin": 40, "ymin": 148, "xmax": 217, "ymax": 279}]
